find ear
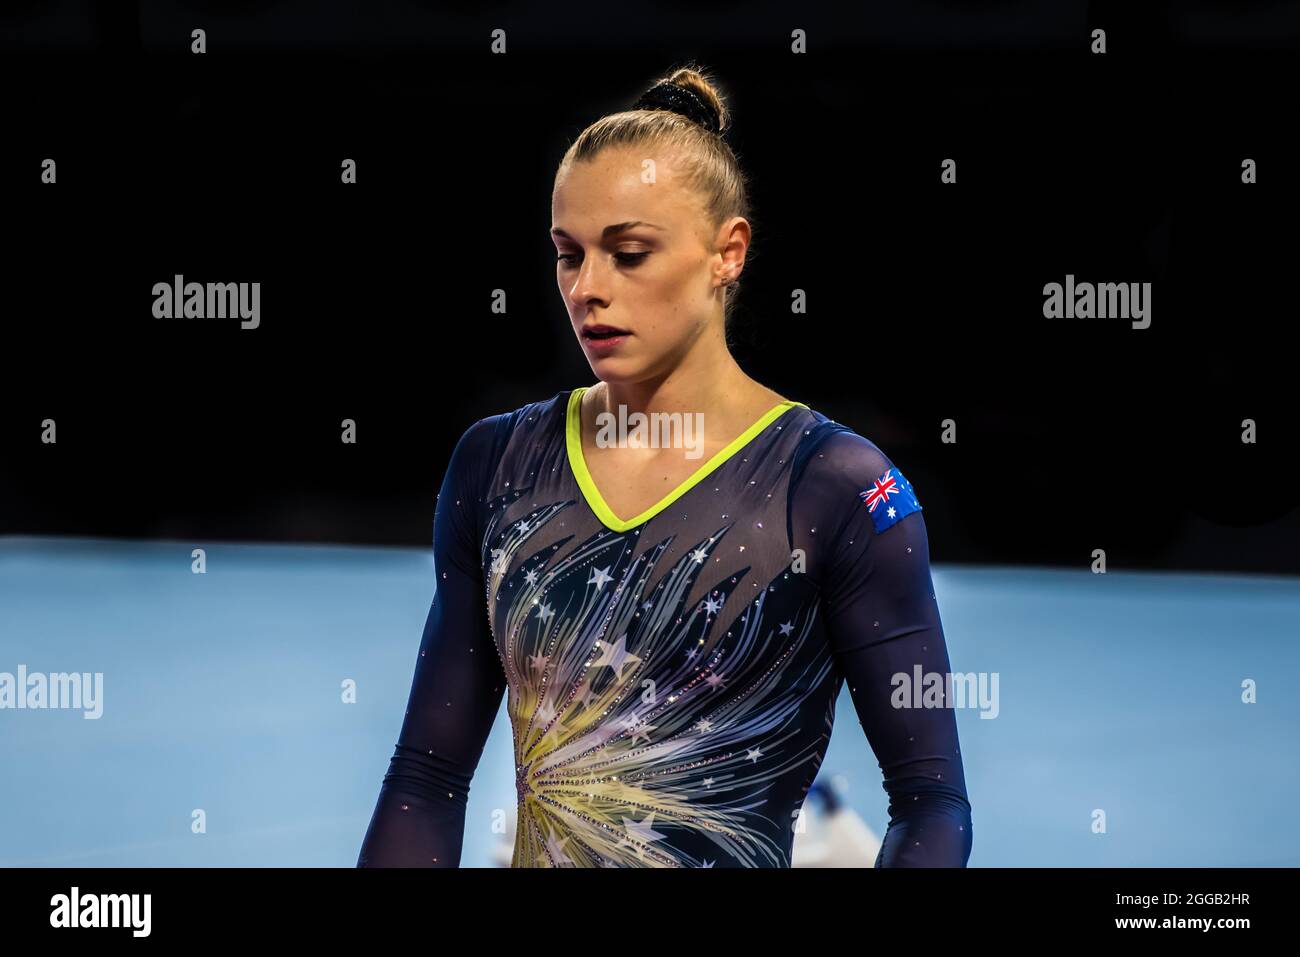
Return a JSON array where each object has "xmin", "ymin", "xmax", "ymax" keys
[{"xmin": 714, "ymin": 215, "xmax": 750, "ymax": 288}]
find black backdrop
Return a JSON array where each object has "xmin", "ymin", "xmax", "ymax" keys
[{"xmin": 2, "ymin": 1, "xmax": 1296, "ymax": 573}]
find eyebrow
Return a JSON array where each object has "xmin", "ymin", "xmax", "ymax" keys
[{"xmin": 551, "ymin": 221, "xmax": 667, "ymax": 240}]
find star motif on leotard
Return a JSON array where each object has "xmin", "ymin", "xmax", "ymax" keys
[
  {"xmin": 535, "ymin": 699, "xmax": 558, "ymax": 723},
  {"xmin": 590, "ymin": 635, "xmax": 642, "ymax": 679},
  {"xmin": 619, "ymin": 813, "xmax": 667, "ymax": 857},
  {"xmin": 544, "ymin": 833, "xmax": 573, "ymax": 867}
]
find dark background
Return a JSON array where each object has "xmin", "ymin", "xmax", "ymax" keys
[{"xmin": 1, "ymin": 0, "xmax": 1297, "ymax": 573}]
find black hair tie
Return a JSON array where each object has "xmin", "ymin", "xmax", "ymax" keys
[{"xmin": 632, "ymin": 82, "xmax": 721, "ymax": 135}]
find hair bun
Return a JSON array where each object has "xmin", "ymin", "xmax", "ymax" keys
[{"xmin": 632, "ymin": 68, "xmax": 727, "ymax": 135}]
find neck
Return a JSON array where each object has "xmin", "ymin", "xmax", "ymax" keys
[{"xmin": 594, "ymin": 320, "xmax": 751, "ymax": 417}]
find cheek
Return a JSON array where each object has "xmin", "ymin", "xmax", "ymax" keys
[
  {"xmin": 641, "ymin": 260, "xmax": 710, "ymax": 326},
  {"xmin": 662, "ymin": 257, "xmax": 707, "ymax": 299}
]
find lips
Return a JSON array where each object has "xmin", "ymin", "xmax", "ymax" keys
[
  {"xmin": 581, "ymin": 323, "xmax": 632, "ymax": 340},
  {"xmin": 580, "ymin": 322, "xmax": 632, "ymax": 356}
]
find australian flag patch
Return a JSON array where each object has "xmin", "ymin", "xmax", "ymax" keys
[{"xmin": 859, "ymin": 467, "xmax": 922, "ymax": 533}]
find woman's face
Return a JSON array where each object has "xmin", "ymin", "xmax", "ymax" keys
[{"xmin": 551, "ymin": 145, "xmax": 745, "ymax": 384}]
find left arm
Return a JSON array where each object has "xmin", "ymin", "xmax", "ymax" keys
[{"xmin": 792, "ymin": 427, "xmax": 973, "ymax": 866}]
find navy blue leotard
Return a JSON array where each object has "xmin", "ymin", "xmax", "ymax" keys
[{"xmin": 358, "ymin": 388, "xmax": 972, "ymax": 867}]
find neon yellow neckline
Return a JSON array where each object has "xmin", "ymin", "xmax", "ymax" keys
[{"xmin": 565, "ymin": 386, "xmax": 808, "ymax": 533}]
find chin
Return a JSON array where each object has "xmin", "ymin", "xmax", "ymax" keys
[
  {"xmin": 578, "ymin": 336, "xmax": 674, "ymax": 386},
  {"xmin": 583, "ymin": 356, "xmax": 641, "ymax": 383}
]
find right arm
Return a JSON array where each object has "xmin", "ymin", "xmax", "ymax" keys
[{"xmin": 356, "ymin": 417, "xmax": 506, "ymax": 867}]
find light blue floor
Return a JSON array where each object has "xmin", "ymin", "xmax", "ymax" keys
[{"xmin": 1, "ymin": 536, "xmax": 1297, "ymax": 866}]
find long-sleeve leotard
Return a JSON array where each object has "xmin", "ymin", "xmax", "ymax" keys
[{"xmin": 357, "ymin": 392, "xmax": 972, "ymax": 867}]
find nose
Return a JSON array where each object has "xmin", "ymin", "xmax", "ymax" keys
[{"xmin": 565, "ymin": 255, "xmax": 610, "ymax": 311}]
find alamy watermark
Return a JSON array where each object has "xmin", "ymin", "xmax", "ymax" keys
[
  {"xmin": 50, "ymin": 886, "xmax": 150, "ymax": 937},
  {"xmin": 1043, "ymin": 274, "xmax": 1150, "ymax": 329},
  {"xmin": 152, "ymin": 274, "xmax": 260, "ymax": 329},
  {"xmin": 1, "ymin": 665, "xmax": 103, "ymax": 718},
  {"xmin": 892, "ymin": 666, "xmax": 999, "ymax": 719},
  {"xmin": 596, "ymin": 404, "xmax": 705, "ymax": 460}
]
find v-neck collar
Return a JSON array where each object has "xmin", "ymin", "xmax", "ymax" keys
[{"xmin": 564, "ymin": 386, "xmax": 807, "ymax": 533}]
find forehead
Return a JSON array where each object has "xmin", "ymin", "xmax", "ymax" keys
[{"xmin": 552, "ymin": 146, "xmax": 704, "ymax": 230}]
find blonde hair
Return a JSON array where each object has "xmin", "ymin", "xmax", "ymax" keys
[{"xmin": 556, "ymin": 63, "xmax": 754, "ymax": 330}]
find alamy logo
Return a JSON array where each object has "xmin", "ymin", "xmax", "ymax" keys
[
  {"xmin": 50, "ymin": 886, "xmax": 151, "ymax": 937},
  {"xmin": 0, "ymin": 665, "xmax": 103, "ymax": 718},
  {"xmin": 892, "ymin": 666, "xmax": 999, "ymax": 719},
  {"xmin": 1043, "ymin": 274, "xmax": 1150, "ymax": 329},
  {"xmin": 596, "ymin": 405, "xmax": 705, "ymax": 460},
  {"xmin": 152, "ymin": 274, "xmax": 260, "ymax": 329}
]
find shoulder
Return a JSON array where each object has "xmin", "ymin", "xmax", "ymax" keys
[
  {"xmin": 790, "ymin": 416, "xmax": 924, "ymax": 536},
  {"xmin": 452, "ymin": 391, "xmax": 570, "ymax": 455},
  {"xmin": 795, "ymin": 422, "xmax": 894, "ymax": 490},
  {"xmin": 445, "ymin": 391, "xmax": 570, "ymax": 484}
]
